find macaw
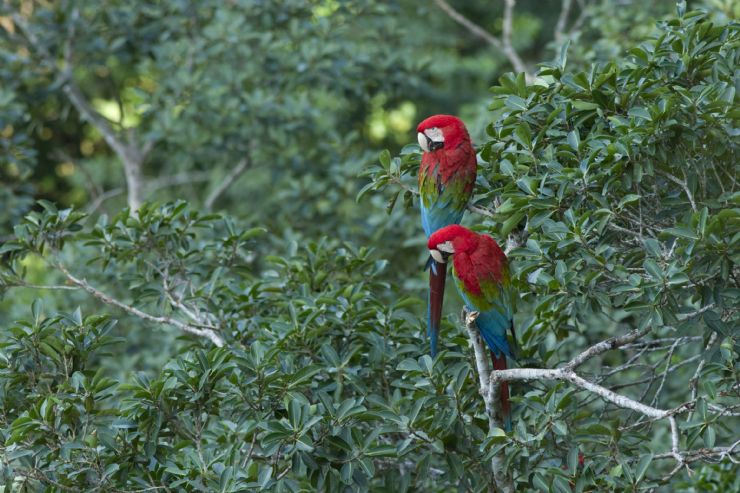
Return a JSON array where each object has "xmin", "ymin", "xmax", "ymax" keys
[
  {"xmin": 427, "ymin": 224, "xmax": 515, "ymax": 431},
  {"xmin": 416, "ymin": 115, "xmax": 477, "ymax": 357}
]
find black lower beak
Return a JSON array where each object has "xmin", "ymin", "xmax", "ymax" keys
[
  {"xmin": 428, "ymin": 138, "xmax": 444, "ymax": 151},
  {"xmin": 425, "ymin": 255, "xmax": 440, "ymax": 275}
]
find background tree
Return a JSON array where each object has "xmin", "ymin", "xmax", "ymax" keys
[{"xmin": 1, "ymin": 0, "xmax": 738, "ymax": 491}]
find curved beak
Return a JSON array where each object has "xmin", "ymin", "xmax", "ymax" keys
[
  {"xmin": 417, "ymin": 132, "xmax": 429, "ymax": 152},
  {"xmin": 429, "ymin": 249, "xmax": 446, "ymax": 264}
]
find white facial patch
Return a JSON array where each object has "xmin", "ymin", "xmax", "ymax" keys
[
  {"xmin": 430, "ymin": 249, "xmax": 446, "ymax": 263},
  {"xmin": 424, "ymin": 127, "xmax": 444, "ymax": 144},
  {"xmin": 437, "ymin": 241, "xmax": 455, "ymax": 254},
  {"xmin": 417, "ymin": 132, "xmax": 429, "ymax": 152}
]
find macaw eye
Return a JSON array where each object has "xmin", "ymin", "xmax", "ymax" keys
[{"xmin": 437, "ymin": 241, "xmax": 455, "ymax": 254}]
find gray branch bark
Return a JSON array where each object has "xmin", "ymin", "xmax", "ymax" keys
[
  {"xmin": 205, "ymin": 153, "xmax": 253, "ymax": 209},
  {"xmin": 464, "ymin": 309, "xmax": 515, "ymax": 493},
  {"xmin": 55, "ymin": 262, "xmax": 225, "ymax": 347}
]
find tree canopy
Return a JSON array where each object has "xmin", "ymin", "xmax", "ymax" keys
[{"xmin": 0, "ymin": 1, "xmax": 738, "ymax": 491}]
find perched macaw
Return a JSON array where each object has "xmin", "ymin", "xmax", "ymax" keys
[
  {"xmin": 416, "ymin": 115, "xmax": 477, "ymax": 357},
  {"xmin": 428, "ymin": 224, "xmax": 516, "ymax": 431}
]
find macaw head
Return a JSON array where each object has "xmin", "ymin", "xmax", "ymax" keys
[
  {"xmin": 416, "ymin": 114, "xmax": 470, "ymax": 153},
  {"xmin": 427, "ymin": 224, "xmax": 478, "ymax": 264}
]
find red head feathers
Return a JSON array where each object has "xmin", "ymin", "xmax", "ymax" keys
[
  {"xmin": 428, "ymin": 225, "xmax": 508, "ymax": 295},
  {"xmin": 428, "ymin": 224, "xmax": 478, "ymax": 255},
  {"xmin": 417, "ymin": 114, "xmax": 471, "ymax": 152}
]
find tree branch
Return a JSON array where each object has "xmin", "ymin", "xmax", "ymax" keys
[
  {"xmin": 484, "ymin": 323, "xmax": 703, "ymax": 468},
  {"xmin": 433, "ymin": 0, "xmax": 530, "ymax": 77},
  {"xmin": 686, "ymin": 332, "xmax": 718, "ymax": 422},
  {"xmin": 501, "ymin": 0, "xmax": 528, "ymax": 77},
  {"xmin": 463, "ymin": 309, "xmax": 514, "ymax": 493},
  {"xmin": 53, "ymin": 261, "xmax": 224, "ymax": 347},
  {"xmin": 205, "ymin": 153, "xmax": 253, "ymax": 209},
  {"xmin": 565, "ymin": 326, "xmax": 652, "ymax": 370},
  {"xmin": 657, "ymin": 169, "xmax": 698, "ymax": 212},
  {"xmin": 554, "ymin": 0, "xmax": 574, "ymax": 44}
]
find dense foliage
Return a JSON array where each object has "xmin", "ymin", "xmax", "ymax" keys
[{"xmin": 0, "ymin": 1, "xmax": 737, "ymax": 492}]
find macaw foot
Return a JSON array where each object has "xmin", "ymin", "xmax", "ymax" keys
[{"xmin": 464, "ymin": 309, "xmax": 480, "ymax": 326}]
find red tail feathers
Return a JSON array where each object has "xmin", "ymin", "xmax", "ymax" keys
[
  {"xmin": 491, "ymin": 351, "xmax": 512, "ymax": 431},
  {"xmin": 428, "ymin": 261, "xmax": 447, "ymax": 357}
]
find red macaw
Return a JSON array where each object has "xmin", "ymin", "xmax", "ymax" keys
[
  {"xmin": 417, "ymin": 115, "xmax": 477, "ymax": 357},
  {"xmin": 428, "ymin": 224, "xmax": 515, "ymax": 430}
]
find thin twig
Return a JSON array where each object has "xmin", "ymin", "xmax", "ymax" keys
[
  {"xmin": 205, "ymin": 154, "xmax": 252, "ymax": 209},
  {"xmin": 554, "ymin": 0, "xmax": 573, "ymax": 43},
  {"xmin": 657, "ymin": 169, "xmax": 698, "ymax": 212},
  {"xmin": 501, "ymin": 0, "xmax": 528, "ymax": 77},
  {"xmin": 687, "ymin": 332, "xmax": 718, "ymax": 422},
  {"xmin": 468, "ymin": 204, "xmax": 495, "ymax": 219},
  {"xmin": 565, "ymin": 326, "xmax": 651, "ymax": 370}
]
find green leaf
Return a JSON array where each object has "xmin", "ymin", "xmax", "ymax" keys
[
  {"xmin": 618, "ymin": 194, "xmax": 640, "ymax": 209},
  {"xmin": 501, "ymin": 212, "xmax": 525, "ymax": 236},
  {"xmin": 558, "ymin": 39, "xmax": 570, "ymax": 70},
  {"xmin": 31, "ymin": 299, "xmax": 42, "ymax": 326},
  {"xmin": 628, "ymin": 107, "xmax": 652, "ymax": 120},
  {"xmin": 704, "ymin": 425, "xmax": 716, "ymax": 448},
  {"xmin": 635, "ymin": 453, "xmax": 653, "ymax": 483},
  {"xmin": 379, "ymin": 149, "xmax": 391, "ymax": 170},
  {"xmin": 644, "ymin": 259, "xmax": 663, "ymax": 281},
  {"xmin": 532, "ymin": 473, "xmax": 549, "ymax": 492},
  {"xmin": 505, "ymin": 95, "xmax": 528, "ymax": 111},
  {"xmin": 567, "ymin": 129, "xmax": 580, "ymax": 151}
]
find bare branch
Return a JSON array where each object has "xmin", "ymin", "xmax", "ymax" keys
[
  {"xmin": 554, "ymin": 0, "xmax": 574, "ymax": 43},
  {"xmin": 687, "ymin": 332, "xmax": 718, "ymax": 422},
  {"xmin": 657, "ymin": 169, "xmax": 698, "ymax": 212},
  {"xmin": 565, "ymin": 326, "xmax": 651, "ymax": 370},
  {"xmin": 433, "ymin": 0, "xmax": 504, "ymax": 50},
  {"xmin": 85, "ymin": 187, "xmax": 125, "ymax": 215},
  {"xmin": 433, "ymin": 0, "xmax": 530, "ymax": 77},
  {"xmin": 8, "ymin": 281, "xmax": 79, "ymax": 291},
  {"xmin": 480, "ymin": 319, "xmax": 737, "ymax": 468},
  {"xmin": 463, "ymin": 309, "xmax": 514, "ymax": 493},
  {"xmin": 468, "ymin": 204, "xmax": 495, "ymax": 219},
  {"xmin": 205, "ymin": 155, "xmax": 252, "ymax": 209},
  {"xmin": 53, "ymin": 261, "xmax": 224, "ymax": 347},
  {"xmin": 654, "ymin": 439, "xmax": 740, "ymax": 463},
  {"xmin": 501, "ymin": 0, "xmax": 528, "ymax": 76}
]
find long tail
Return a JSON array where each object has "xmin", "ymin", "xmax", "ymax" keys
[
  {"xmin": 491, "ymin": 350, "xmax": 512, "ymax": 432},
  {"xmin": 428, "ymin": 260, "xmax": 447, "ymax": 357}
]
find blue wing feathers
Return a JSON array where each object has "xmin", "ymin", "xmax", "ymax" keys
[
  {"xmin": 457, "ymin": 287, "xmax": 513, "ymax": 359},
  {"xmin": 421, "ymin": 203, "xmax": 465, "ymax": 238}
]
